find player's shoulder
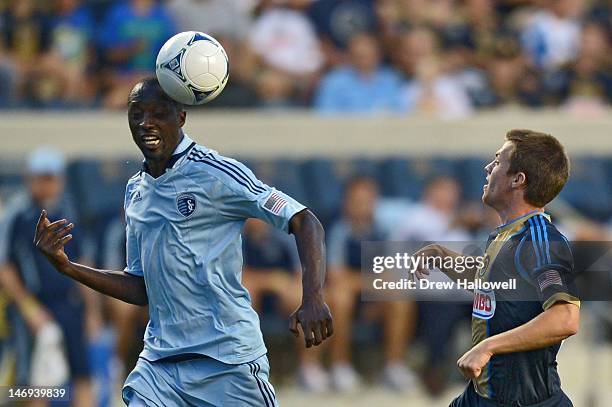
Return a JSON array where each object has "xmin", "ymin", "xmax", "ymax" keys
[
  {"xmin": 522, "ymin": 214, "xmax": 568, "ymax": 243},
  {"xmin": 516, "ymin": 214, "xmax": 572, "ymax": 268},
  {"xmin": 125, "ymin": 170, "xmax": 143, "ymax": 190},
  {"xmin": 182, "ymin": 144, "xmax": 266, "ymax": 196}
]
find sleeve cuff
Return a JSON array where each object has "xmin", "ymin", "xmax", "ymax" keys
[{"xmin": 542, "ymin": 292, "xmax": 581, "ymax": 311}]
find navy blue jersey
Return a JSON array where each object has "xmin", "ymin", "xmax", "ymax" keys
[
  {"xmin": 471, "ymin": 212, "xmax": 579, "ymax": 405},
  {"xmin": 242, "ymin": 226, "xmax": 299, "ymax": 272},
  {"xmin": 0, "ymin": 193, "xmax": 84, "ymax": 307}
]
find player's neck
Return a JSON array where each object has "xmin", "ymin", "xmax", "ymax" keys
[
  {"xmin": 496, "ymin": 203, "xmax": 543, "ymax": 226},
  {"xmin": 144, "ymin": 134, "xmax": 185, "ymax": 178}
]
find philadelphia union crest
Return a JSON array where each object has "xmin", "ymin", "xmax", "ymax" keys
[{"xmin": 177, "ymin": 193, "xmax": 197, "ymax": 217}]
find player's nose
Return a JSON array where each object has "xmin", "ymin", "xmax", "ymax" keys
[
  {"xmin": 139, "ymin": 113, "xmax": 157, "ymax": 129},
  {"xmin": 484, "ymin": 162, "xmax": 493, "ymax": 174}
]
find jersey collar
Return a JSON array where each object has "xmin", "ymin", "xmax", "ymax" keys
[
  {"xmin": 496, "ymin": 209, "xmax": 549, "ymax": 232},
  {"xmin": 142, "ymin": 134, "xmax": 196, "ymax": 175}
]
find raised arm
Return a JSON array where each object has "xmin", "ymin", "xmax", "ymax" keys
[
  {"xmin": 287, "ymin": 209, "xmax": 333, "ymax": 348},
  {"xmin": 34, "ymin": 210, "xmax": 148, "ymax": 306},
  {"xmin": 412, "ymin": 244, "xmax": 479, "ymax": 284}
]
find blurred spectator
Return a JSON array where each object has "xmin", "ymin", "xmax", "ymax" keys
[
  {"xmin": 464, "ymin": 36, "xmax": 545, "ymax": 108},
  {"xmin": 0, "ymin": 147, "xmax": 94, "ymax": 405},
  {"xmin": 521, "ymin": 0, "xmax": 585, "ymax": 70},
  {"xmin": 548, "ymin": 22, "xmax": 612, "ymax": 115},
  {"xmin": 249, "ymin": 1, "xmax": 323, "ymax": 77},
  {"xmin": 442, "ymin": 0, "xmax": 503, "ymax": 65},
  {"xmin": 315, "ymin": 33, "xmax": 403, "ymax": 113},
  {"xmin": 392, "ymin": 177, "xmax": 471, "ymax": 396},
  {"xmin": 255, "ymin": 68, "xmax": 297, "ymax": 109},
  {"xmin": 393, "ymin": 176, "xmax": 467, "ymax": 241},
  {"xmin": 0, "ymin": 56, "xmax": 16, "ymax": 108},
  {"xmin": 166, "ymin": 0, "xmax": 251, "ymax": 39},
  {"xmin": 98, "ymin": 0, "xmax": 175, "ymax": 108},
  {"xmin": 394, "ymin": 26, "xmax": 439, "ymax": 77},
  {"xmin": 394, "ymin": 27, "xmax": 474, "ymax": 118},
  {"xmin": 242, "ymin": 219, "xmax": 301, "ymax": 313},
  {"xmin": 40, "ymin": 0, "xmax": 95, "ymax": 107},
  {"xmin": 1, "ymin": 0, "xmax": 52, "ymax": 107},
  {"xmin": 308, "ymin": 0, "xmax": 377, "ymax": 65},
  {"xmin": 327, "ymin": 176, "xmax": 417, "ymax": 392},
  {"xmin": 241, "ymin": 219, "xmax": 328, "ymax": 392},
  {"xmin": 101, "ymin": 214, "xmax": 147, "ymax": 380}
]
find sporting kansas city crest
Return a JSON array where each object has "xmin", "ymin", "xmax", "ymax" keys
[{"xmin": 177, "ymin": 193, "xmax": 197, "ymax": 217}]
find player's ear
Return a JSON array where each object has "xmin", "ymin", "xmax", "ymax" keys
[
  {"xmin": 513, "ymin": 172, "xmax": 527, "ymax": 189},
  {"xmin": 178, "ymin": 110, "xmax": 186, "ymax": 128}
]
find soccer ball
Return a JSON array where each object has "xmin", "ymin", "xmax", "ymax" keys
[{"xmin": 156, "ymin": 31, "xmax": 229, "ymax": 105}]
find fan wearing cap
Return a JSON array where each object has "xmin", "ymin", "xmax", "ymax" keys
[{"xmin": 0, "ymin": 147, "xmax": 94, "ymax": 406}]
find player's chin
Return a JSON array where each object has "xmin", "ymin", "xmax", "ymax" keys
[
  {"xmin": 481, "ymin": 187, "xmax": 491, "ymax": 204},
  {"xmin": 140, "ymin": 143, "xmax": 165, "ymax": 159}
]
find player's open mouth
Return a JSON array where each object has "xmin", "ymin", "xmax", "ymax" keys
[{"xmin": 142, "ymin": 136, "xmax": 161, "ymax": 148}]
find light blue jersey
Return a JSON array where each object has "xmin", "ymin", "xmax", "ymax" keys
[{"xmin": 123, "ymin": 135, "xmax": 305, "ymax": 365}]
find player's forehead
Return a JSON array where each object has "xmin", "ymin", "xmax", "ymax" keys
[
  {"xmin": 496, "ymin": 141, "xmax": 514, "ymax": 159},
  {"xmin": 128, "ymin": 83, "xmax": 173, "ymax": 109}
]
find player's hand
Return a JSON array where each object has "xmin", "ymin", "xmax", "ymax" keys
[
  {"xmin": 457, "ymin": 342, "xmax": 493, "ymax": 379},
  {"xmin": 34, "ymin": 210, "xmax": 74, "ymax": 271},
  {"xmin": 289, "ymin": 297, "xmax": 333, "ymax": 348},
  {"xmin": 411, "ymin": 244, "xmax": 445, "ymax": 280}
]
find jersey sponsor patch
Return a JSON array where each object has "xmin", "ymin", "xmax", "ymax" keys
[
  {"xmin": 472, "ymin": 288, "xmax": 496, "ymax": 320},
  {"xmin": 537, "ymin": 270, "xmax": 563, "ymax": 291},
  {"xmin": 263, "ymin": 192, "xmax": 287, "ymax": 215},
  {"xmin": 177, "ymin": 193, "xmax": 197, "ymax": 217}
]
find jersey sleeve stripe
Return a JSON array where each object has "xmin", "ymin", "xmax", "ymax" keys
[
  {"xmin": 191, "ymin": 148, "xmax": 266, "ymax": 194},
  {"xmin": 537, "ymin": 215, "xmax": 552, "ymax": 264},
  {"xmin": 528, "ymin": 218, "xmax": 543, "ymax": 268},
  {"xmin": 532, "ymin": 218, "xmax": 546, "ymax": 265},
  {"xmin": 203, "ymin": 151, "xmax": 267, "ymax": 194},
  {"xmin": 191, "ymin": 149, "xmax": 265, "ymax": 194},
  {"xmin": 189, "ymin": 149, "xmax": 266, "ymax": 194},
  {"xmin": 188, "ymin": 154, "xmax": 262, "ymax": 195}
]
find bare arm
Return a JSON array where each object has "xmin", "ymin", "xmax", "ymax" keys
[
  {"xmin": 457, "ymin": 302, "xmax": 580, "ymax": 379},
  {"xmin": 413, "ymin": 244, "xmax": 479, "ymax": 283},
  {"xmin": 287, "ymin": 209, "xmax": 333, "ymax": 347},
  {"xmin": 0, "ymin": 264, "xmax": 53, "ymax": 332},
  {"xmin": 34, "ymin": 210, "xmax": 148, "ymax": 306}
]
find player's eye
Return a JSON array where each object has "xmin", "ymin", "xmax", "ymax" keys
[{"xmin": 131, "ymin": 111, "xmax": 143, "ymax": 120}]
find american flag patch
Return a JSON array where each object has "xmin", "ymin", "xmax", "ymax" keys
[
  {"xmin": 263, "ymin": 192, "xmax": 287, "ymax": 215},
  {"xmin": 537, "ymin": 270, "xmax": 563, "ymax": 291}
]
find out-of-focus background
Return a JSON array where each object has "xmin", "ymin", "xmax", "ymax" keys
[{"xmin": 0, "ymin": 0, "xmax": 611, "ymax": 406}]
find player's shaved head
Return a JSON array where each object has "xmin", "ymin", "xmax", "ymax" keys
[{"xmin": 128, "ymin": 77, "xmax": 184, "ymax": 112}]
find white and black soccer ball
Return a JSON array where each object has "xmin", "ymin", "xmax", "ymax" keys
[{"xmin": 156, "ymin": 31, "xmax": 229, "ymax": 105}]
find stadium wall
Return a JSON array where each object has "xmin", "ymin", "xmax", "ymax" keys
[{"xmin": 1, "ymin": 109, "xmax": 611, "ymax": 159}]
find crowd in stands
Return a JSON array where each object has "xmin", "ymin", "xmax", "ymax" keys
[{"xmin": 0, "ymin": 0, "xmax": 611, "ymax": 116}]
